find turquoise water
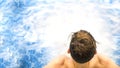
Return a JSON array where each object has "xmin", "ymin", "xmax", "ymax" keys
[{"xmin": 0, "ymin": 0, "xmax": 120, "ymax": 68}]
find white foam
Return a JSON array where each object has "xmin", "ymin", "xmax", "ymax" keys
[{"xmin": 32, "ymin": 1, "xmax": 117, "ymax": 59}]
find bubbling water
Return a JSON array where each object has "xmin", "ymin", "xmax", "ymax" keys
[{"xmin": 0, "ymin": 0, "xmax": 120, "ymax": 68}]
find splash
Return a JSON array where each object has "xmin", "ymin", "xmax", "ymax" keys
[{"xmin": 0, "ymin": 0, "xmax": 120, "ymax": 68}]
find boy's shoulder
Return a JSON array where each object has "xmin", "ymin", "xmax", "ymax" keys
[
  {"xmin": 44, "ymin": 55, "xmax": 72, "ymax": 68},
  {"xmin": 97, "ymin": 54, "xmax": 119, "ymax": 68}
]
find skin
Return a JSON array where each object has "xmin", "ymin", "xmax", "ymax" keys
[{"xmin": 44, "ymin": 49, "xmax": 120, "ymax": 68}]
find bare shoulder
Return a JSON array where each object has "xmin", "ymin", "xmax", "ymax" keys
[
  {"xmin": 97, "ymin": 54, "xmax": 119, "ymax": 68},
  {"xmin": 64, "ymin": 56, "xmax": 75, "ymax": 68},
  {"xmin": 44, "ymin": 55, "xmax": 67, "ymax": 68}
]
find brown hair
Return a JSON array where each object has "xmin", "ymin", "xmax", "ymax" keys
[{"xmin": 70, "ymin": 30, "xmax": 96, "ymax": 63}]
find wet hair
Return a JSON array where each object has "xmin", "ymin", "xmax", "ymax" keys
[{"xmin": 70, "ymin": 30, "xmax": 96, "ymax": 63}]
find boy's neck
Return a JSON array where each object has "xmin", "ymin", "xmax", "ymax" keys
[
  {"xmin": 73, "ymin": 60, "xmax": 90, "ymax": 68},
  {"xmin": 73, "ymin": 54, "xmax": 98, "ymax": 68}
]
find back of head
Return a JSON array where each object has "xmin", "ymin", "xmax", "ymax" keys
[{"xmin": 70, "ymin": 30, "xmax": 96, "ymax": 63}]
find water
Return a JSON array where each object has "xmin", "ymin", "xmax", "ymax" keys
[{"xmin": 0, "ymin": 0, "xmax": 120, "ymax": 68}]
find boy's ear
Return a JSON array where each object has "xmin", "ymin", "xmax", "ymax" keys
[
  {"xmin": 95, "ymin": 50, "xmax": 97, "ymax": 54},
  {"xmin": 67, "ymin": 49, "xmax": 70, "ymax": 53}
]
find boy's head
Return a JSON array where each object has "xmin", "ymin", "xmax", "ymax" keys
[{"xmin": 69, "ymin": 30, "xmax": 96, "ymax": 63}]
